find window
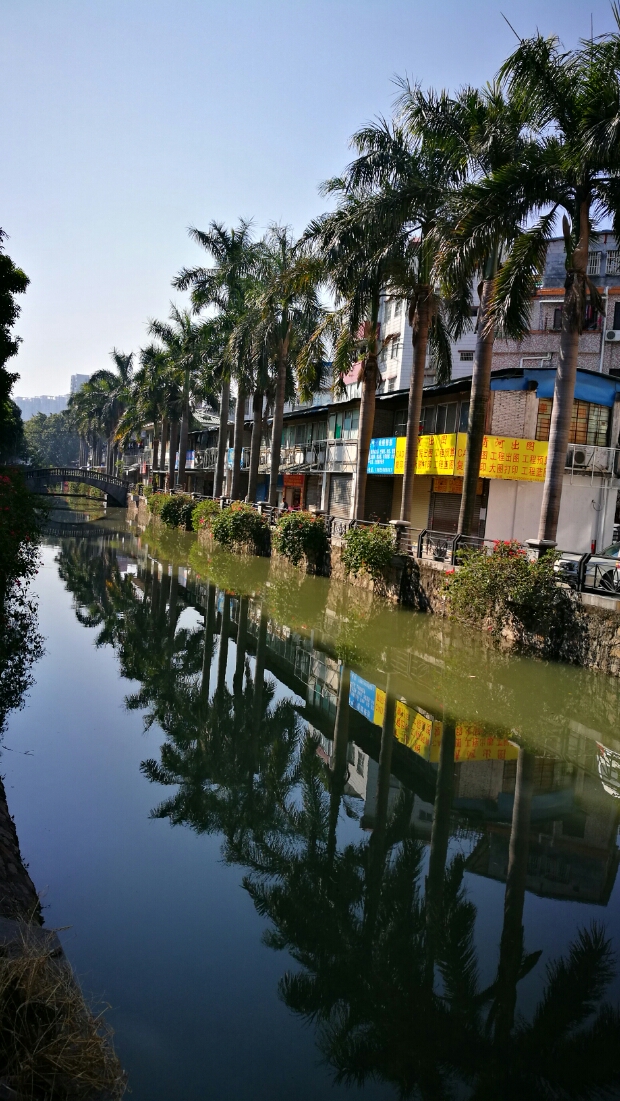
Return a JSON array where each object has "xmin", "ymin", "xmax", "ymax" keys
[
  {"xmin": 459, "ymin": 350, "xmax": 474, "ymax": 362},
  {"xmin": 614, "ymin": 301, "xmax": 620, "ymax": 330},
  {"xmin": 459, "ymin": 401, "xmax": 470, "ymax": 432},
  {"xmin": 390, "ymin": 340, "xmax": 400, "ymax": 360},
  {"xmin": 384, "ymin": 299, "xmax": 392, "ymax": 322},
  {"xmin": 584, "ymin": 303, "xmax": 599, "ymax": 331},
  {"xmin": 356, "ymin": 750, "xmax": 365, "ymax": 776},
  {"xmin": 607, "ymin": 250, "xmax": 620, "ymax": 276},
  {"xmin": 420, "ymin": 405, "xmax": 436, "ymax": 434},
  {"xmin": 387, "ymin": 377, "xmax": 396, "ymax": 392},
  {"xmin": 587, "ymin": 251, "xmax": 602, "ymax": 276},
  {"xmin": 393, "ymin": 298, "xmax": 403, "ymax": 317},
  {"xmin": 553, "ymin": 307, "xmax": 562, "ymax": 330},
  {"xmin": 434, "ymin": 402, "xmax": 457, "ymax": 434},
  {"xmin": 328, "ymin": 409, "xmax": 359, "ymax": 440},
  {"xmin": 536, "ymin": 397, "xmax": 609, "ymax": 447},
  {"xmin": 394, "ymin": 409, "xmax": 408, "ymax": 436}
]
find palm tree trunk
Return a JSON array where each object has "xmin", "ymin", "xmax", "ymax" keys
[
  {"xmin": 217, "ymin": 591, "xmax": 231, "ymax": 696},
  {"xmin": 458, "ymin": 274, "xmax": 496, "ymax": 535},
  {"xmin": 167, "ymin": 419, "xmax": 178, "ymax": 491},
  {"xmin": 231, "ymin": 386, "xmax": 246, "ymax": 500},
  {"xmin": 400, "ymin": 290, "xmax": 431, "ymax": 522},
  {"xmin": 425, "ymin": 715, "xmax": 456, "ymax": 983},
  {"xmin": 365, "ymin": 678, "xmax": 396, "ymax": 938},
  {"xmin": 246, "ymin": 389, "xmax": 263, "ymax": 502},
  {"xmin": 233, "ymin": 595, "xmax": 249, "ymax": 696},
  {"xmin": 537, "ymin": 204, "xmax": 589, "ymax": 546},
  {"xmin": 177, "ymin": 370, "xmax": 191, "ymax": 491},
  {"xmin": 494, "ymin": 747, "xmax": 535, "ymax": 1043},
  {"xmin": 268, "ymin": 349, "xmax": 288, "ymax": 507},
  {"xmin": 160, "ymin": 417, "xmax": 168, "ymax": 489},
  {"xmin": 353, "ymin": 355, "xmax": 378, "ymax": 520},
  {"xmin": 327, "ymin": 664, "xmax": 350, "ymax": 866},
  {"xmin": 214, "ymin": 379, "xmax": 230, "ymax": 498},
  {"xmin": 201, "ymin": 582, "xmax": 216, "ymax": 702}
]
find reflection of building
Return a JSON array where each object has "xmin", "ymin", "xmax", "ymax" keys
[
  {"xmin": 463, "ymin": 756, "xmax": 620, "ymax": 905},
  {"xmin": 597, "ymin": 743, "xmax": 620, "ymax": 799}
]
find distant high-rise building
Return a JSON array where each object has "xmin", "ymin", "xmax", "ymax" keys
[
  {"xmin": 14, "ymin": 394, "xmax": 69, "ymax": 420},
  {"xmin": 70, "ymin": 373, "xmax": 91, "ymax": 394}
]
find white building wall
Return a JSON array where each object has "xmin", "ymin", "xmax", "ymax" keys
[{"xmin": 486, "ymin": 476, "xmax": 617, "ymax": 553}]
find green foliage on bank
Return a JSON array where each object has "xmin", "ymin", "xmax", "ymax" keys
[
  {"xmin": 211, "ymin": 502, "xmax": 270, "ymax": 555},
  {"xmin": 191, "ymin": 498, "xmax": 221, "ymax": 532},
  {"xmin": 23, "ymin": 410, "xmax": 80, "ymax": 466},
  {"xmin": 273, "ymin": 511, "xmax": 329, "ymax": 567},
  {"xmin": 341, "ymin": 524, "xmax": 394, "ymax": 581},
  {"xmin": 0, "ymin": 468, "xmax": 44, "ymax": 595},
  {"xmin": 448, "ymin": 540, "xmax": 577, "ymax": 655},
  {"xmin": 154, "ymin": 493, "xmax": 195, "ymax": 530}
]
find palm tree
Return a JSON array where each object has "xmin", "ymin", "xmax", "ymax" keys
[
  {"xmin": 173, "ymin": 220, "xmax": 259, "ymax": 498},
  {"xmin": 245, "ymin": 225, "xmax": 324, "ymax": 507},
  {"xmin": 148, "ymin": 307, "xmax": 210, "ymax": 491},
  {"xmin": 86, "ymin": 349, "xmax": 134, "ymax": 475},
  {"xmin": 332, "ymin": 113, "xmax": 463, "ymax": 525},
  {"xmin": 408, "ymin": 82, "xmax": 534, "ymax": 536},
  {"xmin": 305, "ymin": 195, "xmax": 398, "ymax": 520},
  {"xmin": 474, "ymin": 30, "xmax": 620, "ymax": 547}
]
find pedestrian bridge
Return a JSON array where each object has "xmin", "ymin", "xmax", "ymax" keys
[{"xmin": 24, "ymin": 467, "xmax": 128, "ymax": 507}]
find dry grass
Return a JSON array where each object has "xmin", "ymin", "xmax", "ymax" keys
[{"xmin": 0, "ymin": 924, "xmax": 126, "ymax": 1100}]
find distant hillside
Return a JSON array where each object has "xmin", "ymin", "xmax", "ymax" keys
[{"xmin": 14, "ymin": 394, "xmax": 69, "ymax": 420}]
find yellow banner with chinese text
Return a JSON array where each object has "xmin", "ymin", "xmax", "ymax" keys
[
  {"xmin": 454, "ymin": 433, "xmax": 548, "ymax": 483},
  {"xmin": 394, "ymin": 702, "xmax": 518, "ymax": 763},
  {"xmin": 412, "ymin": 433, "xmax": 457, "ymax": 476}
]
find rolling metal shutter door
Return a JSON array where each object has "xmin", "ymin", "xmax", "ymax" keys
[
  {"xmin": 329, "ymin": 474, "xmax": 352, "ymax": 518},
  {"xmin": 306, "ymin": 475, "xmax": 322, "ymax": 509},
  {"xmin": 364, "ymin": 477, "xmax": 393, "ymax": 523},
  {"xmin": 429, "ymin": 493, "xmax": 482, "ymax": 535}
]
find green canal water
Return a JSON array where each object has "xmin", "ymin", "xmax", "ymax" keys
[{"xmin": 4, "ymin": 508, "xmax": 620, "ymax": 1100}]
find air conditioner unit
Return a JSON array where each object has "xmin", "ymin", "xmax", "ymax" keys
[
  {"xmin": 605, "ymin": 329, "xmax": 620, "ymax": 341},
  {"xmin": 567, "ymin": 444, "xmax": 594, "ymax": 467}
]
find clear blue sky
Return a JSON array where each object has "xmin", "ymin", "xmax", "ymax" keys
[{"xmin": 2, "ymin": 0, "xmax": 615, "ymax": 396}]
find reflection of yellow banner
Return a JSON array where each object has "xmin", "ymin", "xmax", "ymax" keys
[
  {"xmin": 455, "ymin": 722, "xmax": 518, "ymax": 761},
  {"xmin": 373, "ymin": 688, "xmax": 386, "ymax": 727},
  {"xmin": 394, "ymin": 704, "xmax": 517, "ymax": 763},
  {"xmin": 454, "ymin": 433, "xmax": 548, "ymax": 483},
  {"xmin": 415, "ymin": 434, "xmax": 457, "ymax": 476}
]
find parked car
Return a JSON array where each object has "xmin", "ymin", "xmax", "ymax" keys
[{"xmin": 554, "ymin": 543, "xmax": 620, "ymax": 593}]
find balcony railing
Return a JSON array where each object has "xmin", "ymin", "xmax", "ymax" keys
[
  {"xmin": 258, "ymin": 439, "xmax": 358, "ymax": 473},
  {"xmin": 565, "ymin": 444, "xmax": 620, "ymax": 480}
]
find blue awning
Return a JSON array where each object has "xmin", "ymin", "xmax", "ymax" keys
[{"xmin": 491, "ymin": 368, "xmax": 620, "ymax": 407}]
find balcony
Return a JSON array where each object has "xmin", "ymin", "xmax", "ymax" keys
[{"xmin": 258, "ymin": 439, "xmax": 358, "ymax": 473}]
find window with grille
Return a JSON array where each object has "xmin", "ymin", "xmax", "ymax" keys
[
  {"xmin": 459, "ymin": 350, "xmax": 474, "ymax": 361},
  {"xmin": 587, "ymin": 251, "xmax": 602, "ymax": 275},
  {"xmin": 607, "ymin": 250, "xmax": 620, "ymax": 276},
  {"xmin": 387, "ymin": 377, "xmax": 396, "ymax": 392},
  {"xmin": 390, "ymin": 340, "xmax": 400, "ymax": 360},
  {"xmin": 536, "ymin": 397, "xmax": 609, "ymax": 446}
]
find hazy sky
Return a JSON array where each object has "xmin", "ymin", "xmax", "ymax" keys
[{"xmin": 2, "ymin": 0, "xmax": 616, "ymax": 396}]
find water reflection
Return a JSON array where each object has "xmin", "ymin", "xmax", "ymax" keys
[{"xmin": 54, "ymin": 526, "xmax": 620, "ymax": 1099}]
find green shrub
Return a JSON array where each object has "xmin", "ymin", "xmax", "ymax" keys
[
  {"xmin": 210, "ymin": 502, "xmax": 270, "ymax": 555},
  {"xmin": 147, "ymin": 492, "xmax": 168, "ymax": 517},
  {"xmin": 192, "ymin": 498, "xmax": 222, "ymax": 533},
  {"xmin": 272, "ymin": 511, "xmax": 329, "ymax": 567},
  {"xmin": 159, "ymin": 494, "xmax": 195, "ymax": 530},
  {"xmin": 341, "ymin": 524, "xmax": 394, "ymax": 581},
  {"xmin": 142, "ymin": 485, "xmax": 154, "ymax": 499},
  {"xmin": 448, "ymin": 540, "xmax": 577, "ymax": 655}
]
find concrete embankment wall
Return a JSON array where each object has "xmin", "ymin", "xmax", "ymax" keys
[{"xmin": 129, "ymin": 495, "xmax": 620, "ymax": 677}]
